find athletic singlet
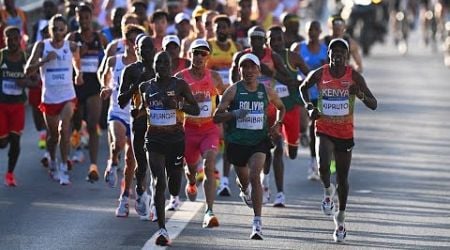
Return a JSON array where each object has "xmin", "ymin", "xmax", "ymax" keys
[
  {"xmin": 274, "ymin": 49, "xmax": 301, "ymax": 110},
  {"xmin": 180, "ymin": 69, "xmax": 218, "ymax": 130},
  {"xmin": 101, "ymin": 27, "xmax": 114, "ymax": 43},
  {"xmin": 233, "ymin": 20, "xmax": 258, "ymax": 49},
  {"xmin": 316, "ymin": 65, "xmax": 355, "ymax": 139},
  {"xmin": 108, "ymin": 55, "xmax": 130, "ymax": 122},
  {"xmin": 143, "ymin": 77, "xmax": 185, "ymax": 135},
  {"xmin": 112, "ymin": 38, "xmax": 125, "ymax": 54},
  {"xmin": 73, "ymin": 32, "xmax": 103, "ymax": 100},
  {"xmin": 226, "ymin": 81, "xmax": 269, "ymax": 146},
  {"xmin": 0, "ymin": 49, "xmax": 27, "ymax": 103},
  {"xmin": 206, "ymin": 39, "xmax": 238, "ymax": 85},
  {"xmin": 40, "ymin": 39, "xmax": 76, "ymax": 104},
  {"xmin": 172, "ymin": 58, "xmax": 190, "ymax": 75},
  {"xmin": 243, "ymin": 48, "xmax": 275, "ymax": 88},
  {"xmin": 299, "ymin": 41, "xmax": 327, "ymax": 100}
]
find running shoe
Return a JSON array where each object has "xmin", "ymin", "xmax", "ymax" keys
[
  {"xmin": 58, "ymin": 163, "xmax": 71, "ymax": 185},
  {"xmin": 214, "ymin": 169, "xmax": 220, "ymax": 188},
  {"xmin": 150, "ymin": 204, "xmax": 158, "ymax": 222},
  {"xmin": 135, "ymin": 191, "xmax": 150, "ymax": 217},
  {"xmin": 330, "ymin": 160, "xmax": 336, "ymax": 175},
  {"xmin": 185, "ymin": 183, "xmax": 198, "ymax": 202},
  {"xmin": 307, "ymin": 159, "xmax": 320, "ymax": 181},
  {"xmin": 71, "ymin": 149, "xmax": 85, "ymax": 163},
  {"xmin": 300, "ymin": 133, "xmax": 310, "ymax": 148},
  {"xmin": 4, "ymin": 172, "xmax": 17, "ymax": 187},
  {"xmin": 333, "ymin": 212, "xmax": 346, "ymax": 242},
  {"xmin": 104, "ymin": 161, "xmax": 118, "ymax": 188},
  {"xmin": 41, "ymin": 151, "xmax": 50, "ymax": 168},
  {"xmin": 202, "ymin": 210, "xmax": 219, "ymax": 228},
  {"xmin": 86, "ymin": 164, "xmax": 99, "ymax": 183},
  {"xmin": 262, "ymin": 186, "xmax": 271, "ymax": 204},
  {"xmin": 70, "ymin": 130, "xmax": 81, "ymax": 148},
  {"xmin": 273, "ymin": 192, "xmax": 285, "ymax": 207},
  {"xmin": 49, "ymin": 160, "xmax": 59, "ymax": 181},
  {"xmin": 250, "ymin": 220, "xmax": 263, "ymax": 240},
  {"xmin": 165, "ymin": 196, "xmax": 180, "ymax": 211},
  {"xmin": 217, "ymin": 182, "xmax": 231, "ymax": 196},
  {"xmin": 155, "ymin": 228, "xmax": 171, "ymax": 246},
  {"xmin": 321, "ymin": 184, "xmax": 336, "ymax": 216},
  {"xmin": 239, "ymin": 185, "xmax": 252, "ymax": 208},
  {"xmin": 115, "ymin": 195, "xmax": 129, "ymax": 217},
  {"xmin": 196, "ymin": 168, "xmax": 205, "ymax": 183},
  {"xmin": 38, "ymin": 130, "xmax": 46, "ymax": 149}
]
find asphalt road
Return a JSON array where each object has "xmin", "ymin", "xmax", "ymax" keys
[{"xmin": 1, "ymin": 32, "xmax": 450, "ymax": 249}]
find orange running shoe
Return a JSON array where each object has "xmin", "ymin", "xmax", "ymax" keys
[{"xmin": 185, "ymin": 183, "xmax": 198, "ymax": 201}]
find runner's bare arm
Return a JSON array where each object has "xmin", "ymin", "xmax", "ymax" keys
[
  {"xmin": 350, "ymin": 38, "xmax": 363, "ymax": 73},
  {"xmin": 266, "ymin": 85, "xmax": 286, "ymax": 139},
  {"xmin": 24, "ymin": 41, "xmax": 45, "ymax": 76},
  {"xmin": 70, "ymin": 41, "xmax": 83, "ymax": 85},
  {"xmin": 179, "ymin": 79, "xmax": 200, "ymax": 116},
  {"xmin": 230, "ymin": 52, "xmax": 242, "ymax": 83},
  {"xmin": 300, "ymin": 68, "xmax": 321, "ymax": 105},
  {"xmin": 99, "ymin": 56, "xmax": 114, "ymax": 100},
  {"xmin": 291, "ymin": 51, "xmax": 310, "ymax": 76},
  {"xmin": 211, "ymin": 70, "xmax": 228, "ymax": 94},
  {"xmin": 97, "ymin": 41, "xmax": 116, "ymax": 83},
  {"xmin": 118, "ymin": 63, "xmax": 139, "ymax": 109},
  {"xmin": 213, "ymin": 84, "xmax": 237, "ymax": 123},
  {"xmin": 272, "ymin": 52, "xmax": 298, "ymax": 87},
  {"xmin": 351, "ymin": 71, "xmax": 377, "ymax": 110}
]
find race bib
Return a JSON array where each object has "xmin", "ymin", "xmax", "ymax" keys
[
  {"xmin": 81, "ymin": 56, "xmax": 99, "ymax": 73},
  {"xmin": 186, "ymin": 101, "xmax": 212, "ymax": 118},
  {"xmin": 2, "ymin": 79, "xmax": 22, "ymax": 95},
  {"xmin": 322, "ymin": 98, "xmax": 349, "ymax": 116},
  {"xmin": 274, "ymin": 83, "xmax": 289, "ymax": 98},
  {"xmin": 149, "ymin": 109, "xmax": 177, "ymax": 126},
  {"xmin": 236, "ymin": 112, "xmax": 264, "ymax": 130},
  {"xmin": 46, "ymin": 68, "xmax": 70, "ymax": 86},
  {"xmin": 257, "ymin": 75, "xmax": 274, "ymax": 88},
  {"xmin": 217, "ymin": 69, "xmax": 230, "ymax": 84}
]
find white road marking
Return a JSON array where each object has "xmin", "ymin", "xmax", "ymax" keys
[{"xmin": 142, "ymin": 201, "xmax": 203, "ymax": 250}]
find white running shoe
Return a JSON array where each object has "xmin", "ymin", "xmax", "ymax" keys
[
  {"xmin": 135, "ymin": 191, "xmax": 150, "ymax": 217},
  {"xmin": 321, "ymin": 184, "xmax": 336, "ymax": 216},
  {"xmin": 150, "ymin": 204, "xmax": 158, "ymax": 222},
  {"xmin": 307, "ymin": 159, "xmax": 320, "ymax": 181},
  {"xmin": 115, "ymin": 195, "xmax": 129, "ymax": 217},
  {"xmin": 71, "ymin": 149, "xmax": 85, "ymax": 163},
  {"xmin": 58, "ymin": 163, "xmax": 71, "ymax": 185},
  {"xmin": 273, "ymin": 192, "xmax": 285, "ymax": 207},
  {"xmin": 262, "ymin": 186, "xmax": 271, "ymax": 204},
  {"xmin": 250, "ymin": 220, "xmax": 263, "ymax": 240},
  {"xmin": 239, "ymin": 185, "xmax": 252, "ymax": 208},
  {"xmin": 333, "ymin": 214, "xmax": 346, "ymax": 243},
  {"xmin": 104, "ymin": 161, "xmax": 118, "ymax": 188},
  {"xmin": 217, "ymin": 182, "xmax": 231, "ymax": 196},
  {"xmin": 49, "ymin": 160, "xmax": 59, "ymax": 181},
  {"xmin": 41, "ymin": 151, "xmax": 50, "ymax": 168},
  {"xmin": 165, "ymin": 196, "xmax": 180, "ymax": 211},
  {"xmin": 155, "ymin": 228, "xmax": 171, "ymax": 246}
]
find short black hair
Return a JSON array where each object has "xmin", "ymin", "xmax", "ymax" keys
[
  {"xmin": 76, "ymin": 2, "xmax": 92, "ymax": 14},
  {"xmin": 213, "ymin": 15, "xmax": 231, "ymax": 26},
  {"xmin": 3, "ymin": 26, "xmax": 20, "ymax": 37},
  {"xmin": 151, "ymin": 9, "xmax": 169, "ymax": 23},
  {"xmin": 49, "ymin": 14, "xmax": 68, "ymax": 27}
]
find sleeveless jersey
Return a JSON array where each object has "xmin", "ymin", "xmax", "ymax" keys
[
  {"xmin": 180, "ymin": 69, "xmax": 218, "ymax": 131},
  {"xmin": 299, "ymin": 41, "xmax": 327, "ymax": 100},
  {"xmin": 143, "ymin": 77, "xmax": 185, "ymax": 137},
  {"xmin": 226, "ymin": 81, "xmax": 269, "ymax": 145},
  {"xmin": 316, "ymin": 65, "xmax": 355, "ymax": 139},
  {"xmin": 207, "ymin": 39, "xmax": 238, "ymax": 85},
  {"xmin": 172, "ymin": 58, "xmax": 190, "ymax": 76},
  {"xmin": 108, "ymin": 55, "xmax": 130, "ymax": 122},
  {"xmin": 274, "ymin": 50, "xmax": 301, "ymax": 110},
  {"xmin": 73, "ymin": 32, "xmax": 103, "ymax": 100},
  {"xmin": 0, "ymin": 49, "xmax": 27, "ymax": 103},
  {"xmin": 40, "ymin": 39, "xmax": 76, "ymax": 104}
]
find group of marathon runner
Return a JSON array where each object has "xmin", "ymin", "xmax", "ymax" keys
[{"xmin": 0, "ymin": 0, "xmax": 380, "ymax": 246}]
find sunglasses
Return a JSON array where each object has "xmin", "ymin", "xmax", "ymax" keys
[{"xmin": 193, "ymin": 50, "xmax": 209, "ymax": 57}]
